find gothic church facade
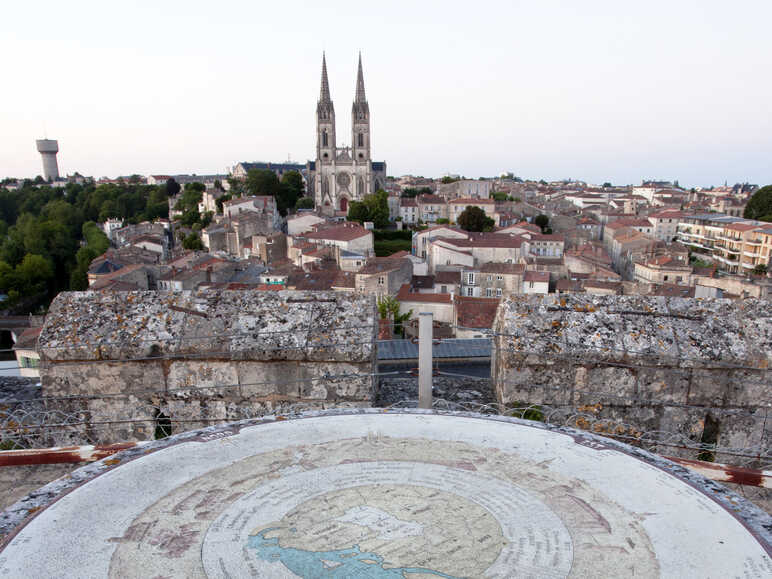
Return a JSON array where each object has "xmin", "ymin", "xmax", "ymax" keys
[{"xmin": 308, "ymin": 54, "xmax": 386, "ymax": 216}]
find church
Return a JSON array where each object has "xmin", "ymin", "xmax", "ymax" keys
[{"xmin": 308, "ymin": 54, "xmax": 387, "ymax": 216}]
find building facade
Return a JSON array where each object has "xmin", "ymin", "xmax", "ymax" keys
[{"xmin": 309, "ymin": 54, "xmax": 387, "ymax": 216}]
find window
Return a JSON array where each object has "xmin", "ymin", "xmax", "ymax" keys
[
  {"xmin": 441, "ymin": 285, "xmax": 447, "ymax": 293},
  {"xmin": 322, "ymin": 130, "xmax": 328, "ymax": 147},
  {"xmin": 467, "ymin": 273, "xmax": 475, "ymax": 284},
  {"xmin": 485, "ymin": 288, "xmax": 492, "ymax": 297},
  {"xmin": 466, "ymin": 287, "xmax": 474, "ymax": 296},
  {"xmin": 20, "ymin": 356, "xmax": 39, "ymax": 369},
  {"xmin": 529, "ymin": 281, "xmax": 534, "ymax": 288},
  {"xmin": 358, "ymin": 133, "xmax": 364, "ymax": 147},
  {"xmin": 496, "ymin": 288, "xmax": 502, "ymax": 297},
  {"xmin": 497, "ymin": 275, "xmax": 503, "ymax": 281},
  {"xmin": 378, "ymin": 276, "xmax": 385, "ymax": 285},
  {"xmin": 487, "ymin": 275, "xmax": 492, "ymax": 281},
  {"xmin": 663, "ymin": 275, "xmax": 669, "ymax": 281}
]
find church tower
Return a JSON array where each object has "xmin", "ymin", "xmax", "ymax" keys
[
  {"xmin": 351, "ymin": 53, "xmax": 370, "ymax": 166},
  {"xmin": 311, "ymin": 52, "xmax": 386, "ymax": 215},
  {"xmin": 316, "ymin": 53, "xmax": 336, "ymax": 166}
]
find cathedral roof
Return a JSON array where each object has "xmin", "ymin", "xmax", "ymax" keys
[
  {"xmin": 320, "ymin": 53, "xmax": 331, "ymax": 103},
  {"xmin": 355, "ymin": 52, "xmax": 366, "ymax": 103}
]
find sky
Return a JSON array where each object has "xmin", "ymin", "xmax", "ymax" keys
[{"xmin": 1, "ymin": 0, "xmax": 771, "ymax": 188}]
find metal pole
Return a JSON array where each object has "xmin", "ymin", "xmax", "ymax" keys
[{"xmin": 418, "ymin": 312, "xmax": 433, "ymax": 409}]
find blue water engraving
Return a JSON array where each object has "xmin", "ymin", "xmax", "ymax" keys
[{"xmin": 248, "ymin": 528, "xmax": 462, "ymax": 578}]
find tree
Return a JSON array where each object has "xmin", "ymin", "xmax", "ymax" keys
[
  {"xmin": 753, "ymin": 264, "xmax": 768, "ymax": 276},
  {"xmin": 245, "ymin": 169, "xmax": 280, "ymax": 197},
  {"xmin": 278, "ymin": 171, "xmax": 304, "ymax": 216},
  {"xmin": 347, "ymin": 190, "xmax": 390, "ymax": 228},
  {"xmin": 377, "ymin": 295, "xmax": 412, "ymax": 337},
  {"xmin": 602, "ymin": 182, "xmax": 612, "ymax": 188},
  {"xmin": 281, "ymin": 170, "xmax": 304, "ymax": 198},
  {"xmin": 15, "ymin": 254, "xmax": 54, "ymax": 295},
  {"xmin": 457, "ymin": 206, "xmax": 494, "ymax": 232},
  {"xmin": 744, "ymin": 185, "xmax": 772, "ymax": 220},
  {"xmin": 184, "ymin": 182, "xmax": 206, "ymax": 193},
  {"xmin": 165, "ymin": 178, "xmax": 181, "ymax": 197},
  {"xmin": 182, "ymin": 233, "xmax": 204, "ymax": 251},
  {"xmin": 215, "ymin": 194, "xmax": 232, "ymax": 213},
  {"xmin": 174, "ymin": 187, "xmax": 204, "ymax": 227},
  {"xmin": 347, "ymin": 201, "xmax": 370, "ymax": 223},
  {"xmin": 295, "ymin": 197, "xmax": 314, "ymax": 210},
  {"xmin": 200, "ymin": 211, "xmax": 214, "ymax": 229},
  {"xmin": 534, "ymin": 214, "xmax": 550, "ymax": 232},
  {"xmin": 363, "ymin": 190, "xmax": 390, "ymax": 228}
]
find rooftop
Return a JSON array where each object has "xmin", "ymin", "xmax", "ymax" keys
[
  {"xmin": 455, "ymin": 296, "xmax": 500, "ymax": 329},
  {"xmin": 304, "ymin": 223, "xmax": 370, "ymax": 242},
  {"xmin": 438, "ymin": 232, "xmax": 524, "ymax": 249},
  {"xmin": 397, "ymin": 284, "xmax": 452, "ymax": 303}
]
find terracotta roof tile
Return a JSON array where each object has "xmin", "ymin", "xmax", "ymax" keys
[
  {"xmin": 397, "ymin": 284, "xmax": 452, "ymax": 303},
  {"xmin": 455, "ymin": 296, "xmax": 500, "ymax": 329}
]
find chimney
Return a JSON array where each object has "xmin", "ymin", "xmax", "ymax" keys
[{"xmin": 378, "ymin": 316, "xmax": 393, "ymax": 340}]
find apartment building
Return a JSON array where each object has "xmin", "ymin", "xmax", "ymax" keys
[
  {"xmin": 634, "ymin": 255, "xmax": 692, "ymax": 286},
  {"xmin": 460, "ymin": 262, "xmax": 525, "ymax": 298},
  {"xmin": 677, "ymin": 215, "xmax": 770, "ymax": 274},
  {"xmin": 416, "ymin": 194, "xmax": 449, "ymax": 223},
  {"xmin": 647, "ymin": 210, "xmax": 685, "ymax": 242}
]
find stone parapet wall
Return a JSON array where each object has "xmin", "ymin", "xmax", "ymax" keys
[
  {"xmin": 492, "ymin": 295, "xmax": 771, "ymax": 465},
  {"xmin": 37, "ymin": 290, "xmax": 377, "ymax": 443}
]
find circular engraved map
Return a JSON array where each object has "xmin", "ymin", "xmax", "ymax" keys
[
  {"xmin": 0, "ymin": 411, "xmax": 769, "ymax": 578},
  {"xmin": 202, "ymin": 462, "xmax": 573, "ymax": 578}
]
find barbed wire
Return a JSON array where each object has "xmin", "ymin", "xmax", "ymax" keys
[
  {"xmin": 386, "ymin": 398, "xmax": 771, "ymax": 469},
  {"xmin": 2, "ymin": 384, "xmax": 768, "ymax": 471}
]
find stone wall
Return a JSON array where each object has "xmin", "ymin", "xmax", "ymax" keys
[
  {"xmin": 38, "ymin": 290, "xmax": 377, "ymax": 443},
  {"xmin": 491, "ymin": 294, "xmax": 771, "ymax": 465}
]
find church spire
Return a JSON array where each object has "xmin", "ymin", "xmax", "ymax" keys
[
  {"xmin": 355, "ymin": 52, "xmax": 366, "ymax": 103},
  {"xmin": 320, "ymin": 52, "xmax": 331, "ymax": 103}
]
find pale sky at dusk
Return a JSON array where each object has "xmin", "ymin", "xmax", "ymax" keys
[{"xmin": 2, "ymin": 0, "xmax": 771, "ymax": 187}]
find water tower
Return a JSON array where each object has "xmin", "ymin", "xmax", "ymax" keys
[{"xmin": 35, "ymin": 139, "xmax": 59, "ymax": 181}]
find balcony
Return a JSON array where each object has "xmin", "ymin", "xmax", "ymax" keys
[
  {"xmin": 743, "ymin": 250, "xmax": 759, "ymax": 258},
  {"xmin": 715, "ymin": 255, "xmax": 738, "ymax": 266}
]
